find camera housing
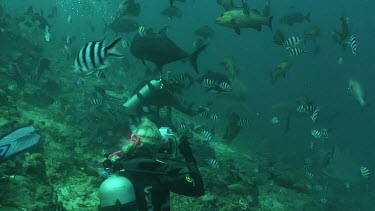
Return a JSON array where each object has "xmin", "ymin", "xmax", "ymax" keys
[{"xmin": 157, "ymin": 127, "xmax": 179, "ymax": 159}]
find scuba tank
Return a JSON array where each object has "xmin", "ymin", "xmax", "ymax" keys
[{"xmin": 123, "ymin": 79, "xmax": 163, "ymax": 113}]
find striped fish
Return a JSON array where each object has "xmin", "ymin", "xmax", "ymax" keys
[
  {"xmin": 202, "ymin": 78, "xmax": 218, "ymax": 88},
  {"xmin": 208, "ymin": 158, "xmax": 220, "ymax": 168},
  {"xmin": 288, "ymin": 48, "xmax": 307, "ymax": 56},
  {"xmin": 347, "ymin": 35, "xmax": 357, "ymax": 56},
  {"xmin": 242, "ymin": 0, "xmax": 250, "ymax": 16},
  {"xmin": 89, "ymin": 97, "xmax": 103, "ymax": 107},
  {"xmin": 283, "ymin": 36, "xmax": 302, "ymax": 49},
  {"xmin": 360, "ymin": 165, "xmax": 370, "ymax": 179},
  {"xmin": 210, "ymin": 113, "xmax": 220, "ymax": 121},
  {"xmin": 237, "ymin": 118, "xmax": 250, "ymax": 127},
  {"xmin": 305, "ymin": 171, "xmax": 314, "ymax": 180},
  {"xmin": 200, "ymin": 111, "xmax": 210, "ymax": 118},
  {"xmin": 201, "ymin": 130, "xmax": 213, "ymax": 141},
  {"xmin": 177, "ymin": 123, "xmax": 192, "ymax": 133},
  {"xmin": 74, "ymin": 37, "xmax": 123, "ymax": 76},
  {"xmin": 219, "ymin": 81, "xmax": 232, "ymax": 92},
  {"xmin": 297, "ymin": 104, "xmax": 319, "ymax": 114},
  {"xmin": 310, "ymin": 109, "xmax": 319, "ymax": 123},
  {"xmin": 297, "ymin": 104, "xmax": 320, "ymax": 122},
  {"xmin": 311, "ymin": 128, "xmax": 328, "ymax": 140}
]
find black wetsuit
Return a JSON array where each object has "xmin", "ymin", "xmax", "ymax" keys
[{"xmin": 118, "ymin": 157, "xmax": 205, "ymax": 211}]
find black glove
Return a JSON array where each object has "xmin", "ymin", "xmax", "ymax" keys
[{"xmin": 178, "ymin": 136, "xmax": 196, "ymax": 164}]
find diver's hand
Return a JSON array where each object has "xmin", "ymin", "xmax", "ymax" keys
[{"xmin": 178, "ymin": 136, "xmax": 196, "ymax": 164}]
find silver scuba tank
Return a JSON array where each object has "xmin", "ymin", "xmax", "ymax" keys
[{"xmin": 123, "ymin": 79, "xmax": 162, "ymax": 113}]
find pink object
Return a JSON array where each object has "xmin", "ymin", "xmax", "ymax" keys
[
  {"xmin": 128, "ymin": 132, "xmax": 141, "ymax": 145},
  {"xmin": 108, "ymin": 150, "xmax": 123, "ymax": 157}
]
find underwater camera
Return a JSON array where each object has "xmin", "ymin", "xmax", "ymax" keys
[{"xmin": 157, "ymin": 127, "xmax": 179, "ymax": 159}]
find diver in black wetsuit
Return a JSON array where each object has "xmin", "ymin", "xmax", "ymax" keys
[
  {"xmin": 123, "ymin": 77, "xmax": 203, "ymax": 125},
  {"xmin": 98, "ymin": 119, "xmax": 205, "ymax": 211}
]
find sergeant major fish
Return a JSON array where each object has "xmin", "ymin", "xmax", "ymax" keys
[{"xmin": 74, "ymin": 37, "xmax": 123, "ymax": 76}]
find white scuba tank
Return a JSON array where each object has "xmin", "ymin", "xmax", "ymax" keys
[
  {"xmin": 99, "ymin": 174, "xmax": 136, "ymax": 208},
  {"xmin": 123, "ymin": 79, "xmax": 163, "ymax": 113}
]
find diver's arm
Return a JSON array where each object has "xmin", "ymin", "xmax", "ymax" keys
[
  {"xmin": 166, "ymin": 162, "xmax": 205, "ymax": 197},
  {"xmin": 169, "ymin": 94, "xmax": 201, "ymax": 116},
  {"xmin": 165, "ymin": 136, "xmax": 205, "ymax": 196}
]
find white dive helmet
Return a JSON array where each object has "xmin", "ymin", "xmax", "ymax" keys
[{"xmin": 99, "ymin": 174, "xmax": 136, "ymax": 209}]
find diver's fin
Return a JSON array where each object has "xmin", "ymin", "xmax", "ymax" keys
[
  {"xmin": 0, "ymin": 126, "xmax": 41, "ymax": 163},
  {"xmin": 190, "ymin": 44, "xmax": 207, "ymax": 73}
]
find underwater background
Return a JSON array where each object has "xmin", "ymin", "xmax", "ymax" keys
[{"xmin": 0, "ymin": 0, "xmax": 374, "ymax": 210}]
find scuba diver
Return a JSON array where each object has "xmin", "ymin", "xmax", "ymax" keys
[
  {"xmin": 331, "ymin": 16, "xmax": 351, "ymax": 49},
  {"xmin": 123, "ymin": 76, "xmax": 204, "ymax": 125},
  {"xmin": 98, "ymin": 118, "xmax": 205, "ymax": 210}
]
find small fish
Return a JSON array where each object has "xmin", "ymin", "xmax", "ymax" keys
[
  {"xmin": 210, "ymin": 113, "xmax": 220, "ymax": 121},
  {"xmin": 320, "ymin": 198, "xmax": 327, "ymax": 205},
  {"xmin": 304, "ymin": 158, "xmax": 312, "ymax": 170},
  {"xmin": 177, "ymin": 123, "xmax": 191, "ymax": 133},
  {"xmin": 201, "ymin": 130, "xmax": 213, "ymax": 141},
  {"xmin": 310, "ymin": 109, "xmax": 319, "ymax": 122},
  {"xmin": 67, "ymin": 15, "xmax": 72, "ymax": 23},
  {"xmin": 200, "ymin": 111, "xmax": 210, "ymax": 118},
  {"xmin": 121, "ymin": 39, "xmax": 129, "ymax": 48},
  {"xmin": 347, "ymin": 35, "xmax": 357, "ymax": 56},
  {"xmin": 202, "ymin": 78, "xmax": 218, "ymax": 88},
  {"xmin": 348, "ymin": 79, "xmax": 367, "ymax": 110},
  {"xmin": 219, "ymin": 81, "xmax": 232, "ymax": 92},
  {"xmin": 297, "ymin": 104, "xmax": 320, "ymax": 122},
  {"xmin": 297, "ymin": 104, "xmax": 319, "ymax": 114},
  {"xmin": 208, "ymin": 158, "xmax": 220, "ymax": 168},
  {"xmin": 305, "ymin": 171, "xmax": 314, "ymax": 180},
  {"xmin": 311, "ymin": 128, "xmax": 329, "ymax": 140},
  {"xmin": 270, "ymin": 117, "xmax": 279, "ymax": 124},
  {"xmin": 74, "ymin": 37, "xmax": 123, "ymax": 76},
  {"xmin": 283, "ymin": 36, "xmax": 302, "ymax": 49},
  {"xmin": 360, "ymin": 165, "xmax": 370, "ymax": 179},
  {"xmin": 138, "ymin": 26, "xmax": 147, "ymax": 37},
  {"xmin": 44, "ymin": 25, "xmax": 51, "ymax": 42},
  {"xmin": 237, "ymin": 118, "xmax": 249, "ymax": 127},
  {"xmin": 66, "ymin": 35, "xmax": 71, "ymax": 44},
  {"xmin": 241, "ymin": 0, "xmax": 250, "ymax": 16},
  {"xmin": 288, "ymin": 48, "xmax": 307, "ymax": 56},
  {"xmin": 89, "ymin": 97, "xmax": 103, "ymax": 107},
  {"xmin": 107, "ymin": 107, "xmax": 118, "ymax": 116},
  {"xmin": 168, "ymin": 72, "xmax": 192, "ymax": 85},
  {"xmin": 7, "ymin": 82, "xmax": 17, "ymax": 91},
  {"xmin": 338, "ymin": 57, "xmax": 344, "ymax": 65}
]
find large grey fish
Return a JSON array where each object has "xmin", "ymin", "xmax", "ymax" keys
[
  {"xmin": 106, "ymin": 18, "xmax": 139, "ymax": 34},
  {"xmin": 160, "ymin": 6, "xmax": 182, "ymax": 19},
  {"xmin": 130, "ymin": 27, "xmax": 207, "ymax": 73},
  {"xmin": 279, "ymin": 12, "xmax": 310, "ymax": 26}
]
